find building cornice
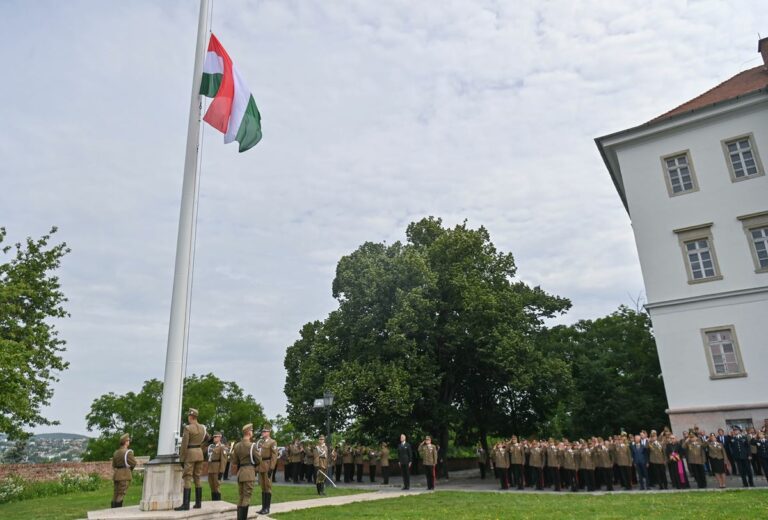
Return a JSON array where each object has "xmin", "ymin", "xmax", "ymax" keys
[
  {"xmin": 667, "ymin": 402, "xmax": 768, "ymax": 415},
  {"xmin": 644, "ymin": 284, "xmax": 768, "ymax": 310}
]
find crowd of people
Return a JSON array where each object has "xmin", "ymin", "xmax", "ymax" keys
[{"xmin": 480, "ymin": 425, "xmax": 768, "ymax": 492}]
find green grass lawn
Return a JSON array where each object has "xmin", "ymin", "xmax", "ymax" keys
[
  {"xmin": 0, "ymin": 481, "xmax": 368, "ymax": 520},
  {"xmin": 273, "ymin": 489, "xmax": 768, "ymax": 519}
]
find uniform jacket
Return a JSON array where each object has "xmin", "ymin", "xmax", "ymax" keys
[
  {"xmin": 649, "ymin": 440, "xmax": 666, "ymax": 464},
  {"xmin": 179, "ymin": 422, "xmax": 207, "ymax": 463},
  {"xmin": 491, "ymin": 446, "xmax": 508, "ymax": 469},
  {"xmin": 580, "ymin": 447, "xmax": 595, "ymax": 470},
  {"xmin": 509, "ymin": 443, "xmax": 525, "ymax": 465},
  {"xmin": 112, "ymin": 447, "xmax": 136, "ymax": 482},
  {"xmin": 256, "ymin": 437, "xmax": 279, "ymax": 472},
  {"xmin": 231, "ymin": 439, "xmax": 259, "ymax": 482},
  {"xmin": 728, "ymin": 435, "xmax": 751, "ymax": 460},
  {"xmin": 313, "ymin": 443, "xmax": 330, "ymax": 470},
  {"xmin": 420, "ymin": 443, "xmax": 439, "ymax": 466},
  {"xmin": 614, "ymin": 442, "xmax": 632, "ymax": 467},
  {"xmin": 684, "ymin": 438, "xmax": 705, "ymax": 465},
  {"xmin": 546, "ymin": 445, "xmax": 560, "ymax": 467},
  {"xmin": 707, "ymin": 440, "xmax": 725, "ymax": 460},
  {"xmin": 207, "ymin": 442, "xmax": 228, "ymax": 474},
  {"xmin": 380, "ymin": 447, "xmax": 390, "ymax": 466},
  {"xmin": 528, "ymin": 447, "xmax": 544, "ymax": 468},
  {"xmin": 595, "ymin": 444, "xmax": 613, "ymax": 468},
  {"xmin": 288, "ymin": 442, "xmax": 303, "ymax": 463}
]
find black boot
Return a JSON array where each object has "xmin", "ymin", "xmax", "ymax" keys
[
  {"xmin": 321, "ymin": 483, "xmax": 326, "ymax": 495},
  {"xmin": 193, "ymin": 487, "xmax": 202, "ymax": 508},
  {"xmin": 316, "ymin": 482, "xmax": 322, "ymax": 495},
  {"xmin": 236, "ymin": 506, "xmax": 243, "ymax": 520},
  {"xmin": 264, "ymin": 493, "xmax": 271, "ymax": 514},
  {"xmin": 215, "ymin": 491, "xmax": 222, "ymax": 501},
  {"xmin": 257, "ymin": 492, "xmax": 267, "ymax": 514},
  {"xmin": 110, "ymin": 501, "xmax": 117, "ymax": 508},
  {"xmin": 242, "ymin": 505, "xmax": 249, "ymax": 519},
  {"xmin": 174, "ymin": 488, "xmax": 191, "ymax": 511},
  {"xmin": 116, "ymin": 501, "xmax": 123, "ymax": 508}
]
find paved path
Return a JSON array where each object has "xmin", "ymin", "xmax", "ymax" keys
[{"xmin": 254, "ymin": 489, "xmax": 425, "ymax": 518}]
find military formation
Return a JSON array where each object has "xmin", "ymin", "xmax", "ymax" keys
[{"xmin": 485, "ymin": 425, "xmax": 768, "ymax": 492}]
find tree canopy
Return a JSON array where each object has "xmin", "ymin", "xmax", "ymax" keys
[
  {"xmin": 284, "ymin": 217, "xmax": 572, "ymax": 456},
  {"xmin": 0, "ymin": 226, "xmax": 70, "ymax": 440},
  {"xmin": 83, "ymin": 373, "xmax": 265, "ymax": 460}
]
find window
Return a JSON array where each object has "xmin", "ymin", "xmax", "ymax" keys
[
  {"xmin": 701, "ymin": 326, "xmax": 747, "ymax": 380},
  {"xmin": 673, "ymin": 223, "xmax": 722, "ymax": 283},
  {"xmin": 737, "ymin": 210, "xmax": 768, "ymax": 273},
  {"xmin": 725, "ymin": 419, "xmax": 754, "ymax": 431},
  {"xmin": 722, "ymin": 134, "xmax": 764, "ymax": 182},
  {"xmin": 661, "ymin": 151, "xmax": 699, "ymax": 196}
]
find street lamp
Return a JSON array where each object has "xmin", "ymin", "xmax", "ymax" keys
[{"xmin": 313, "ymin": 390, "xmax": 334, "ymax": 446}]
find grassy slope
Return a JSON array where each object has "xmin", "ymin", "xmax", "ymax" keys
[
  {"xmin": 273, "ymin": 489, "xmax": 768, "ymax": 520},
  {"xmin": 0, "ymin": 481, "xmax": 367, "ymax": 520}
]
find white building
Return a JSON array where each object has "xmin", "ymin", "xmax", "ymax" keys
[{"xmin": 596, "ymin": 39, "xmax": 768, "ymax": 435}]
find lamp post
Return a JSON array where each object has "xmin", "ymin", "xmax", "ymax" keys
[{"xmin": 313, "ymin": 391, "xmax": 335, "ymax": 446}]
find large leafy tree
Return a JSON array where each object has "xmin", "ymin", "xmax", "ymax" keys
[
  {"xmin": 544, "ymin": 306, "xmax": 669, "ymax": 437},
  {"xmin": 284, "ymin": 217, "xmax": 571, "ymax": 466},
  {"xmin": 83, "ymin": 373, "xmax": 266, "ymax": 460},
  {"xmin": 0, "ymin": 226, "xmax": 70, "ymax": 440}
]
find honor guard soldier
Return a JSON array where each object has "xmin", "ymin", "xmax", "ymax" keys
[
  {"xmin": 256, "ymin": 423, "xmax": 279, "ymax": 515},
  {"xmin": 111, "ymin": 433, "xmax": 136, "ymax": 508},
  {"xmin": 175, "ymin": 408, "xmax": 209, "ymax": 511},
  {"xmin": 288, "ymin": 438, "xmax": 303, "ymax": 483},
  {"xmin": 491, "ymin": 442, "xmax": 509, "ymax": 490},
  {"xmin": 509, "ymin": 437, "xmax": 525, "ymax": 489},
  {"xmin": 231, "ymin": 423, "xmax": 260, "ymax": 520},
  {"xmin": 418, "ymin": 436, "xmax": 439, "ymax": 490},
  {"xmin": 314, "ymin": 435, "xmax": 330, "ymax": 495},
  {"xmin": 380, "ymin": 442, "xmax": 391, "ymax": 484},
  {"xmin": 207, "ymin": 432, "xmax": 227, "ymax": 501}
]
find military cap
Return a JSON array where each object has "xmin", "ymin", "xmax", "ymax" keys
[
  {"xmin": 120, "ymin": 433, "xmax": 131, "ymax": 443},
  {"xmin": 243, "ymin": 423, "xmax": 253, "ymax": 433},
  {"xmin": 319, "ymin": 435, "xmax": 325, "ymax": 440},
  {"xmin": 261, "ymin": 422, "xmax": 272, "ymax": 432},
  {"xmin": 425, "ymin": 435, "xmax": 431, "ymax": 440},
  {"xmin": 213, "ymin": 431, "xmax": 223, "ymax": 437},
  {"xmin": 187, "ymin": 408, "xmax": 199, "ymax": 417}
]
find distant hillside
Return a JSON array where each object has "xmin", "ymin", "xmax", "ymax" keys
[{"xmin": 32, "ymin": 433, "xmax": 90, "ymax": 440}]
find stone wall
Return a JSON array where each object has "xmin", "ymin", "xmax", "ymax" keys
[{"xmin": 0, "ymin": 459, "xmax": 147, "ymax": 482}]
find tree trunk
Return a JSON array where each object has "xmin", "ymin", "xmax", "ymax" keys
[{"xmin": 438, "ymin": 425, "xmax": 450, "ymax": 479}]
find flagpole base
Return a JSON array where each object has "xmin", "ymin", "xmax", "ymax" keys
[{"xmin": 139, "ymin": 455, "xmax": 184, "ymax": 511}]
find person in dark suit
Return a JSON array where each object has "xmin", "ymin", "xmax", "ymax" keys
[
  {"xmin": 630, "ymin": 435, "xmax": 650, "ymax": 490},
  {"xmin": 397, "ymin": 434, "xmax": 412, "ymax": 490},
  {"xmin": 718, "ymin": 428, "xmax": 734, "ymax": 476}
]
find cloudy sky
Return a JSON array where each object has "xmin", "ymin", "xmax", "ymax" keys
[{"xmin": 2, "ymin": 0, "xmax": 766, "ymax": 436}]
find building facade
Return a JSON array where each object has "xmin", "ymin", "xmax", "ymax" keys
[{"xmin": 596, "ymin": 40, "xmax": 768, "ymax": 434}]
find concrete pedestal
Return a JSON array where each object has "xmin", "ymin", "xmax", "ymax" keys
[
  {"xmin": 139, "ymin": 455, "xmax": 183, "ymax": 511},
  {"xmin": 87, "ymin": 502, "xmax": 237, "ymax": 519}
]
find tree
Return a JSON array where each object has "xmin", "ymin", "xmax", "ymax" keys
[
  {"xmin": 544, "ymin": 306, "xmax": 669, "ymax": 437},
  {"xmin": 0, "ymin": 226, "xmax": 70, "ymax": 440},
  {"xmin": 284, "ymin": 217, "xmax": 571, "ymax": 468},
  {"xmin": 83, "ymin": 373, "xmax": 266, "ymax": 460},
  {"xmin": 2, "ymin": 439, "xmax": 28, "ymax": 463}
]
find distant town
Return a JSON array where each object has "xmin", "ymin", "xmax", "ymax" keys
[{"xmin": 0, "ymin": 433, "xmax": 89, "ymax": 464}]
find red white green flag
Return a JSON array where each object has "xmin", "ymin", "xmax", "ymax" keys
[{"xmin": 200, "ymin": 34, "xmax": 262, "ymax": 152}]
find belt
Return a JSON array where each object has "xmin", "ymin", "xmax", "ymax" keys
[
  {"xmin": 240, "ymin": 462, "xmax": 256, "ymax": 466},
  {"xmin": 114, "ymin": 465, "xmax": 127, "ymax": 469},
  {"xmin": 262, "ymin": 457, "xmax": 272, "ymax": 461},
  {"xmin": 188, "ymin": 444, "xmax": 201, "ymax": 448},
  {"xmin": 211, "ymin": 458, "xmax": 220, "ymax": 462}
]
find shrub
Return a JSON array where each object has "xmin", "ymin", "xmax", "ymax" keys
[
  {"xmin": 0, "ymin": 475, "xmax": 26, "ymax": 504},
  {"xmin": 0, "ymin": 470, "xmax": 103, "ymax": 504}
]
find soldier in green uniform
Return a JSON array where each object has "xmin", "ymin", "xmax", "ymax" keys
[
  {"xmin": 648, "ymin": 431, "xmax": 668, "ymax": 490},
  {"xmin": 175, "ymin": 408, "xmax": 209, "ymax": 511},
  {"xmin": 491, "ymin": 442, "xmax": 509, "ymax": 490},
  {"xmin": 354, "ymin": 445, "xmax": 364, "ymax": 483},
  {"xmin": 314, "ymin": 435, "xmax": 330, "ymax": 495},
  {"xmin": 206, "ymin": 432, "xmax": 227, "ymax": 501},
  {"xmin": 561, "ymin": 441, "xmax": 577, "ymax": 492},
  {"xmin": 368, "ymin": 445, "xmax": 379, "ymax": 482},
  {"xmin": 304, "ymin": 441, "xmax": 315, "ymax": 483},
  {"xmin": 546, "ymin": 439, "xmax": 561, "ymax": 491},
  {"xmin": 342, "ymin": 443, "xmax": 354, "ymax": 483},
  {"xmin": 684, "ymin": 431, "xmax": 707, "ymax": 488},
  {"xmin": 111, "ymin": 433, "xmax": 136, "ymax": 508},
  {"xmin": 614, "ymin": 434, "xmax": 632, "ymax": 490},
  {"xmin": 230, "ymin": 423, "xmax": 259, "ymax": 520},
  {"xmin": 509, "ymin": 436, "xmax": 525, "ymax": 489},
  {"xmin": 418, "ymin": 436, "xmax": 439, "ymax": 490},
  {"xmin": 256, "ymin": 423, "xmax": 279, "ymax": 515},
  {"xmin": 287, "ymin": 438, "xmax": 302, "ymax": 483},
  {"xmin": 595, "ymin": 438, "xmax": 614, "ymax": 491},
  {"xmin": 334, "ymin": 444, "xmax": 343, "ymax": 484},
  {"xmin": 380, "ymin": 442, "xmax": 391, "ymax": 484},
  {"xmin": 528, "ymin": 440, "xmax": 545, "ymax": 490}
]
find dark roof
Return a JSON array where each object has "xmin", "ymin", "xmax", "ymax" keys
[{"xmin": 650, "ymin": 65, "xmax": 768, "ymax": 123}]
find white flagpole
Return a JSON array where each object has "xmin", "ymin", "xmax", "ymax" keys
[{"xmin": 157, "ymin": 0, "xmax": 210, "ymax": 458}]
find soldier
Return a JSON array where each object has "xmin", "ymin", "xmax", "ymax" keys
[
  {"xmin": 256, "ymin": 423, "xmax": 279, "ymax": 515},
  {"xmin": 755, "ymin": 431, "xmax": 768, "ymax": 483},
  {"xmin": 380, "ymin": 442, "xmax": 391, "ymax": 484},
  {"xmin": 475, "ymin": 443, "xmax": 487, "ymax": 479},
  {"xmin": 334, "ymin": 444, "xmax": 343, "ymax": 484},
  {"xmin": 595, "ymin": 438, "xmax": 614, "ymax": 491},
  {"xmin": 175, "ymin": 408, "xmax": 208, "ymax": 511},
  {"xmin": 368, "ymin": 446, "xmax": 379, "ymax": 482},
  {"xmin": 684, "ymin": 431, "xmax": 707, "ymax": 488},
  {"xmin": 509, "ymin": 436, "xmax": 525, "ymax": 490},
  {"xmin": 230, "ymin": 423, "xmax": 259, "ymax": 520},
  {"xmin": 546, "ymin": 439, "xmax": 561, "ymax": 491},
  {"xmin": 728, "ymin": 426, "xmax": 754, "ymax": 487},
  {"xmin": 491, "ymin": 442, "xmax": 509, "ymax": 490},
  {"xmin": 418, "ymin": 436, "xmax": 439, "ymax": 490},
  {"xmin": 561, "ymin": 441, "xmax": 577, "ymax": 492},
  {"xmin": 304, "ymin": 441, "xmax": 315, "ymax": 483},
  {"xmin": 528, "ymin": 440, "xmax": 545, "ymax": 490},
  {"xmin": 613, "ymin": 434, "xmax": 632, "ymax": 490},
  {"xmin": 343, "ymin": 443, "xmax": 354, "ymax": 483},
  {"xmin": 206, "ymin": 432, "xmax": 227, "ymax": 500},
  {"xmin": 110, "ymin": 433, "xmax": 136, "ymax": 508},
  {"xmin": 648, "ymin": 431, "xmax": 668, "ymax": 490},
  {"xmin": 354, "ymin": 445, "xmax": 364, "ymax": 483},
  {"xmin": 314, "ymin": 435, "xmax": 331, "ymax": 495},
  {"xmin": 707, "ymin": 432, "xmax": 726, "ymax": 488}
]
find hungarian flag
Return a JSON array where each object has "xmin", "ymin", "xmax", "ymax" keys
[{"xmin": 200, "ymin": 34, "xmax": 262, "ymax": 152}]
